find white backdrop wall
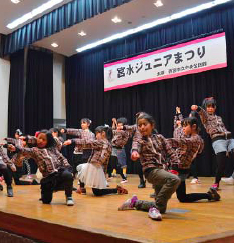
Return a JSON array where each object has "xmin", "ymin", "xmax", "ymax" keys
[
  {"xmin": 0, "ymin": 58, "xmax": 10, "ymax": 139},
  {"xmin": 53, "ymin": 53, "xmax": 66, "ymax": 120}
]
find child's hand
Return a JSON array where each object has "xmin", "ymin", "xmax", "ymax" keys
[
  {"xmin": 63, "ymin": 140, "xmax": 72, "ymax": 146},
  {"xmin": 176, "ymin": 120, "xmax": 181, "ymax": 127},
  {"xmin": 131, "ymin": 151, "xmax": 140, "ymax": 161},
  {"xmin": 191, "ymin": 105, "xmax": 198, "ymax": 111},
  {"xmin": 60, "ymin": 128, "xmax": 65, "ymax": 134},
  {"xmin": 176, "ymin": 107, "xmax": 181, "ymax": 114}
]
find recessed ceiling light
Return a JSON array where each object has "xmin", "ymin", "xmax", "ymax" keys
[
  {"xmin": 76, "ymin": 0, "xmax": 231, "ymax": 53},
  {"xmin": 154, "ymin": 0, "xmax": 163, "ymax": 8},
  {"xmin": 7, "ymin": 0, "xmax": 64, "ymax": 29},
  {"xmin": 78, "ymin": 31, "xmax": 87, "ymax": 36},
  {"xmin": 51, "ymin": 43, "xmax": 58, "ymax": 48},
  {"xmin": 11, "ymin": 0, "xmax": 21, "ymax": 4},
  {"xmin": 111, "ymin": 16, "xmax": 122, "ymax": 23}
]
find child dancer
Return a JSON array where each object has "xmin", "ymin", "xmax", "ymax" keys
[
  {"xmin": 8, "ymin": 130, "xmax": 74, "ymax": 206},
  {"xmin": 0, "ymin": 145, "xmax": 16, "ymax": 197},
  {"xmin": 191, "ymin": 97, "xmax": 234, "ymax": 190},
  {"xmin": 168, "ymin": 117, "xmax": 220, "ymax": 202},
  {"xmin": 63, "ymin": 125, "xmax": 128, "ymax": 196},
  {"xmin": 173, "ymin": 107, "xmax": 184, "ymax": 139},
  {"xmin": 124, "ymin": 112, "xmax": 149, "ymax": 188},
  {"xmin": 188, "ymin": 111, "xmax": 201, "ymax": 184},
  {"xmin": 174, "ymin": 107, "xmax": 201, "ymax": 184},
  {"xmin": 61, "ymin": 118, "xmax": 95, "ymax": 176},
  {"xmin": 118, "ymin": 113, "xmax": 180, "ymax": 221},
  {"xmin": 109, "ymin": 117, "xmax": 129, "ymax": 183},
  {"xmin": 50, "ymin": 128, "xmax": 64, "ymax": 151}
]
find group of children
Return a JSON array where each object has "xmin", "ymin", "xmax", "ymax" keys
[{"xmin": 0, "ymin": 97, "xmax": 233, "ymax": 221}]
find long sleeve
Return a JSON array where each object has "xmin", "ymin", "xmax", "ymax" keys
[
  {"xmin": 66, "ymin": 128, "xmax": 82, "ymax": 137},
  {"xmin": 197, "ymin": 106, "xmax": 208, "ymax": 125}
]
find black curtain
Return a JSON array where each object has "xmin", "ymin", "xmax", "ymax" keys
[
  {"xmin": 8, "ymin": 49, "xmax": 25, "ymax": 137},
  {"xmin": 65, "ymin": 4, "xmax": 234, "ymax": 176},
  {"xmin": 24, "ymin": 49, "xmax": 53, "ymax": 135}
]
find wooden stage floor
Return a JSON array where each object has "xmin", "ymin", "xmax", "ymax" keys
[{"xmin": 0, "ymin": 175, "xmax": 234, "ymax": 243}]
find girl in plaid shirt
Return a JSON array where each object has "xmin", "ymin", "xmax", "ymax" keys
[
  {"xmin": 168, "ymin": 117, "xmax": 220, "ymax": 202},
  {"xmin": 8, "ymin": 130, "xmax": 74, "ymax": 206},
  {"xmin": 0, "ymin": 145, "xmax": 16, "ymax": 197},
  {"xmin": 118, "ymin": 113, "xmax": 180, "ymax": 221},
  {"xmin": 64, "ymin": 125, "xmax": 128, "ymax": 196},
  {"xmin": 61, "ymin": 118, "xmax": 95, "ymax": 176},
  {"xmin": 192, "ymin": 97, "xmax": 234, "ymax": 189}
]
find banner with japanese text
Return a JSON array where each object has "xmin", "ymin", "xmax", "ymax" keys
[{"xmin": 104, "ymin": 32, "xmax": 227, "ymax": 91}]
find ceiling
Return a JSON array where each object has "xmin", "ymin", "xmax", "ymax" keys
[
  {"xmin": 0, "ymin": 0, "xmax": 221, "ymax": 57},
  {"xmin": 0, "ymin": 0, "xmax": 73, "ymax": 35}
]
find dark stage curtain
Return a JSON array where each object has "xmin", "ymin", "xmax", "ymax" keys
[
  {"xmin": 3, "ymin": 0, "xmax": 132, "ymax": 56},
  {"xmin": 65, "ymin": 4, "xmax": 234, "ymax": 176},
  {"xmin": 24, "ymin": 49, "xmax": 53, "ymax": 135},
  {"xmin": 8, "ymin": 49, "xmax": 25, "ymax": 137}
]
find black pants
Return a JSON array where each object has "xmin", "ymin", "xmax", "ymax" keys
[
  {"xmin": 0, "ymin": 165, "xmax": 12, "ymax": 186},
  {"xmin": 189, "ymin": 159, "xmax": 198, "ymax": 179},
  {"xmin": 215, "ymin": 152, "xmax": 227, "ymax": 184},
  {"xmin": 92, "ymin": 188, "xmax": 117, "ymax": 196},
  {"xmin": 72, "ymin": 154, "xmax": 83, "ymax": 175},
  {"xmin": 136, "ymin": 160, "xmax": 144, "ymax": 181},
  {"xmin": 40, "ymin": 169, "xmax": 73, "ymax": 204},
  {"xmin": 176, "ymin": 180, "xmax": 209, "ymax": 202},
  {"xmin": 107, "ymin": 155, "xmax": 117, "ymax": 177}
]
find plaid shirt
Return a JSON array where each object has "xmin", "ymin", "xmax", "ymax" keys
[
  {"xmin": 66, "ymin": 128, "xmax": 95, "ymax": 153},
  {"xmin": 15, "ymin": 146, "xmax": 71, "ymax": 178},
  {"xmin": 167, "ymin": 134, "xmax": 204, "ymax": 169},
  {"xmin": 197, "ymin": 107, "xmax": 231, "ymax": 140},
  {"xmin": 132, "ymin": 133, "xmax": 179, "ymax": 173},
  {"xmin": 5, "ymin": 138, "xmax": 23, "ymax": 146},
  {"xmin": 112, "ymin": 130, "xmax": 130, "ymax": 148},
  {"xmin": 54, "ymin": 137, "xmax": 64, "ymax": 151},
  {"xmin": 72, "ymin": 138, "xmax": 112, "ymax": 169},
  {"xmin": 173, "ymin": 113, "xmax": 185, "ymax": 139},
  {"xmin": 0, "ymin": 146, "xmax": 16, "ymax": 171}
]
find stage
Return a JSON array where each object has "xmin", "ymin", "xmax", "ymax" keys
[{"xmin": 0, "ymin": 176, "xmax": 234, "ymax": 243}]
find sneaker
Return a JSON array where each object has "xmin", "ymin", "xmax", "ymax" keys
[
  {"xmin": 66, "ymin": 197, "xmax": 74, "ymax": 206},
  {"xmin": 150, "ymin": 192, "xmax": 156, "ymax": 198},
  {"xmin": 190, "ymin": 178, "xmax": 201, "ymax": 184},
  {"xmin": 211, "ymin": 183, "xmax": 219, "ymax": 190},
  {"xmin": 221, "ymin": 177, "xmax": 234, "ymax": 184},
  {"xmin": 76, "ymin": 188, "xmax": 86, "ymax": 195},
  {"xmin": 207, "ymin": 188, "xmax": 221, "ymax": 201},
  {"xmin": 7, "ymin": 186, "xmax": 13, "ymax": 197},
  {"xmin": 120, "ymin": 179, "xmax": 128, "ymax": 184},
  {"xmin": 148, "ymin": 207, "xmax": 162, "ymax": 221},
  {"xmin": 118, "ymin": 195, "xmax": 138, "ymax": 210},
  {"xmin": 116, "ymin": 185, "xmax": 128, "ymax": 194}
]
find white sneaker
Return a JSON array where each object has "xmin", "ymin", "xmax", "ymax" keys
[
  {"xmin": 120, "ymin": 179, "xmax": 128, "ymax": 184},
  {"xmin": 148, "ymin": 207, "xmax": 162, "ymax": 221},
  {"xmin": 221, "ymin": 177, "xmax": 234, "ymax": 184},
  {"xmin": 190, "ymin": 178, "xmax": 201, "ymax": 184},
  {"xmin": 66, "ymin": 197, "xmax": 74, "ymax": 206}
]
